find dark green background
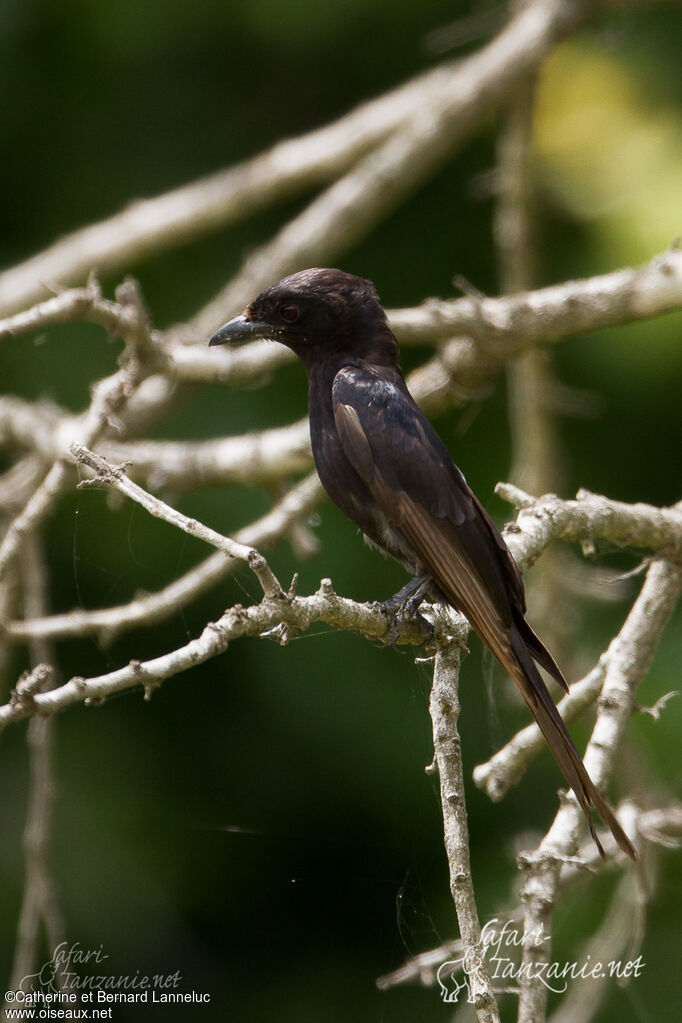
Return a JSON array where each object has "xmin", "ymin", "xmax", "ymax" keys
[{"xmin": 1, "ymin": 1, "xmax": 681, "ymax": 1020}]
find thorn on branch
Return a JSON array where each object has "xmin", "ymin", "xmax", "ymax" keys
[{"xmin": 452, "ymin": 275, "xmax": 486, "ymax": 302}]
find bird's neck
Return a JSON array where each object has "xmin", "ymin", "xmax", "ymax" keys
[
  {"xmin": 301, "ymin": 322, "xmax": 402, "ymax": 375},
  {"xmin": 306, "ymin": 346, "xmax": 405, "ymax": 390}
]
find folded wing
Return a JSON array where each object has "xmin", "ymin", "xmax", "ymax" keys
[{"xmin": 332, "ymin": 363, "xmax": 635, "ymax": 859}]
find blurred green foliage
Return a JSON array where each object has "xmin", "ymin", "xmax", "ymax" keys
[{"xmin": 1, "ymin": 1, "xmax": 681, "ymax": 1020}]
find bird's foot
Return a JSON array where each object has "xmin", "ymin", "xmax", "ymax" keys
[{"xmin": 377, "ymin": 576, "xmax": 434, "ymax": 647}]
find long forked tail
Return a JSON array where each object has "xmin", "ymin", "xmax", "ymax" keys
[{"xmin": 507, "ymin": 618, "xmax": 637, "ymax": 861}]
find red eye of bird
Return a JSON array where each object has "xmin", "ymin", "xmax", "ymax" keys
[{"xmin": 279, "ymin": 303, "xmax": 300, "ymax": 323}]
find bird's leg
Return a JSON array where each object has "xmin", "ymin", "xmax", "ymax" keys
[
  {"xmin": 378, "ymin": 575, "xmax": 434, "ymax": 646},
  {"xmin": 380, "ymin": 575, "xmax": 429, "ymax": 612}
]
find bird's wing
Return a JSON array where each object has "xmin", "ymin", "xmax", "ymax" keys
[
  {"xmin": 332, "ymin": 364, "xmax": 524, "ymax": 637},
  {"xmin": 332, "ymin": 365, "xmax": 636, "ymax": 860}
]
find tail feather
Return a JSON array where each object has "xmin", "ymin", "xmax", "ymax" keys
[
  {"xmin": 508, "ymin": 620, "xmax": 636, "ymax": 861},
  {"xmin": 514, "ymin": 614, "xmax": 569, "ymax": 694}
]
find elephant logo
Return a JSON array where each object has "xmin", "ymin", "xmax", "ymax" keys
[{"xmin": 436, "ymin": 957, "xmax": 474, "ymax": 1003}]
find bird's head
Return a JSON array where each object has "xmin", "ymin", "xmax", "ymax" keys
[{"xmin": 209, "ymin": 268, "xmax": 398, "ymax": 368}]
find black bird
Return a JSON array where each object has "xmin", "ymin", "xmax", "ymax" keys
[{"xmin": 210, "ymin": 268, "xmax": 635, "ymax": 860}]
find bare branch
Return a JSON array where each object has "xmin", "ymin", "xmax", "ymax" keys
[
  {"xmin": 390, "ymin": 248, "xmax": 682, "ymax": 410},
  {"xmin": 0, "ymin": 398, "xmax": 60, "ymax": 458},
  {"xmin": 0, "ymin": 284, "xmax": 158, "ymax": 584},
  {"xmin": 3, "ymin": 472, "xmax": 323, "ymax": 644},
  {"xmin": 0, "ymin": 374, "xmax": 139, "ymax": 584},
  {"xmin": 0, "ymin": 579, "xmax": 439, "ymax": 732},
  {"xmin": 475, "ymin": 549, "xmax": 682, "ymax": 799},
  {"xmin": 0, "ymin": 3, "xmax": 678, "ymax": 1016},
  {"xmin": 162, "ymin": 247, "xmax": 682, "ymax": 392},
  {"xmin": 429, "ymin": 635, "xmax": 502, "ymax": 1021},
  {"xmin": 377, "ymin": 802, "xmax": 682, "ymax": 993},
  {"xmin": 389, "ymin": 246, "xmax": 682, "ymax": 346},
  {"xmin": 2, "ymin": 248, "xmax": 681, "ymax": 499},
  {"xmin": 547, "ymin": 871, "xmax": 642, "ymax": 1023},
  {"xmin": 474, "ymin": 660, "xmax": 607, "ymax": 800},
  {"xmin": 0, "ymin": 0, "xmax": 595, "ymax": 323},
  {"xmin": 0, "ymin": 456, "xmax": 50, "ymax": 520},
  {"xmin": 8, "ymin": 538, "xmax": 66, "ymax": 994},
  {"xmin": 71, "ymin": 445, "xmax": 284, "ymax": 599},
  {"xmin": 498, "ymin": 488, "xmax": 682, "ymax": 567},
  {"xmin": 173, "ymin": 0, "xmax": 598, "ymax": 340},
  {"xmin": 103, "ymin": 419, "xmax": 311, "ymax": 491},
  {"xmin": 516, "ymin": 556, "xmax": 682, "ymax": 1022},
  {"xmin": 0, "ymin": 59, "xmax": 467, "ymax": 318},
  {"xmin": 0, "ymin": 276, "xmax": 153, "ymax": 351}
]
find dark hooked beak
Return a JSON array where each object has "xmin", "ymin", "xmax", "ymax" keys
[{"xmin": 208, "ymin": 314, "xmax": 274, "ymax": 347}]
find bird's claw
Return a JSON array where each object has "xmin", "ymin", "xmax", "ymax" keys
[{"xmin": 377, "ymin": 596, "xmax": 434, "ymax": 647}]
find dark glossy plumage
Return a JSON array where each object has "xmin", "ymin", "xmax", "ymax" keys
[{"xmin": 210, "ymin": 268, "xmax": 635, "ymax": 860}]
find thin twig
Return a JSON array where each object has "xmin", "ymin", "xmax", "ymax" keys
[
  {"xmin": 71, "ymin": 445, "xmax": 284, "ymax": 600},
  {"xmin": 0, "ymin": 285, "xmax": 156, "ymax": 584},
  {"xmin": 4, "ymin": 472, "xmax": 323, "ymax": 644},
  {"xmin": 475, "ymin": 544, "xmax": 681, "ymax": 800}
]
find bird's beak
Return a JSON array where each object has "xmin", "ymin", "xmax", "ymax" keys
[{"xmin": 208, "ymin": 314, "xmax": 273, "ymax": 347}]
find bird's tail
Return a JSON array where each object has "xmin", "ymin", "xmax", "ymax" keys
[{"xmin": 504, "ymin": 615, "xmax": 636, "ymax": 860}]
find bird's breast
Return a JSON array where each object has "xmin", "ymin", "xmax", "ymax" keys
[{"xmin": 307, "ymin": 393, "xmax": 417, "ymax": 572}]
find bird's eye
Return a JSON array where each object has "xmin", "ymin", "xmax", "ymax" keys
[{"xmin": 279, "ymin": 304, "xmax": 300, "ymax": 323}]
